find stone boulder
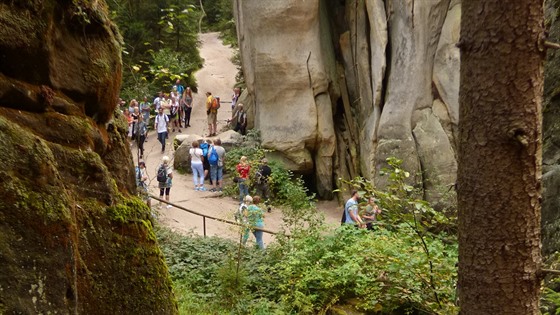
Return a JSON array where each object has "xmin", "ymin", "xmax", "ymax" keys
[
  {"xmin": 235, "ymin": 0, "xmax": 337, "ymax": 197},
  {"xmin": 219, "ymin": 129, "xmax": 244, "ymax": 151},
  {"xmin": 174, "ymin": 131, "xmax": 243, "ymax": 172},
  {"xmin": 0, "ymin": 1, "xmax": 177, "ymax": 313},
  {"xmin": 174, "ymin": 140, "xmax": 195, "ymax": 173}
]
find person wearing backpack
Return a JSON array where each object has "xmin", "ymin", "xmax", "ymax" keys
[
  {"xmin": 208, "ymin": 139, "xmax": 226, "ymax": 192},
  {"xmin": 157, "ymin": 156, "xmax": 173, "ymax": 209},
  {"xmin": 199, "ymin": 140, "xmax": 212, "ymax": 187},
  {"xmin": 205, "ymin": 92, "xmax": 219, "ymax": 136}
]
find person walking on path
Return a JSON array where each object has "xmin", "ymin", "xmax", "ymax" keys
[
  {"xmin": 206, "ymin": 92, "xmax": 218, "ymax": 136},
  {"xmin": 155, "ymin": 107, "xmax": 169, "ymax": 153},
  {"xmin": 208, "ymin": 138, "xmax": 226, "ymax": 192},
  {"xmin": 242, "ymin": 195, "xmax": 265, "ymax": 249},
  {"xmin": 140, "ymin": 96, "xmax": 151, "ymax": 126},
  {"xmin": 189, "ymin": 141, "xmax": 206, "ymax": 191},
  {"xmin": 236, "ymin": 156, "xmax": 251, "ymax": 203},
  {"xmin": 134, "ymin": 114, "xmax": 148, "ymax": 158},
  {"xmin": 157, "ymin": 156, "xmax": 173, "ymax": 209}
]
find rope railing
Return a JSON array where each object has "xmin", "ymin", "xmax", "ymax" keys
[{"xmin": 149, "ymin": 194, "xmax": 280, "ymax": 237}]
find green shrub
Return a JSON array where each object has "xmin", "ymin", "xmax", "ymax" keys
[{"xmin": 156, "ymin": 157, "xmax": 459, "ymax": 314}]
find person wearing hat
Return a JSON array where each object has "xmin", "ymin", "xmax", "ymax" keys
[{"xmin": 233, "ymin": 103, "xmax": 247, "ymax": 135}]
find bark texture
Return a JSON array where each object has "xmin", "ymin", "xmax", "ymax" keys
[{"xmin": 457, "ymin": 0, "xmax": 543, "ymax": 313}]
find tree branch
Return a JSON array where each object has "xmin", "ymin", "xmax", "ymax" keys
[{"xmin": 544, "ymin": 41, "xmax": 560, "ymax": 50}]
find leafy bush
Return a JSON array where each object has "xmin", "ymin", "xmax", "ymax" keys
[
  {"xmin": 223, "ymin": 133, "xmax": 316, "ymax": 232},
  {"xmin": 156, "ymin": 223, "xmax": 458, "ymax": 314},
  {"xmin": 156, "ymin": 157, "xmax": 459, "ymax": 314}
]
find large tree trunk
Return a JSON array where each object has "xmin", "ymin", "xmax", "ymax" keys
[{"xmin": 457, "ymin": 0, "xmax": 544, "ymax": 314}]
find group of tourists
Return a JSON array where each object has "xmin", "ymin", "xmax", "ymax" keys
[
  {"xmin": 124, "ymin": 78, "xmax": 269, "ymax": 248},
  {"xmin": 120, "ymin": 79, "xmax": 193, "ymax": 156}
]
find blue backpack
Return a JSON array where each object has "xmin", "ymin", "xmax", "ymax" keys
[
  {"xmin": 208, "ymin": 146, "xmax": 219, "ymax": 165},
  {"xmin": 200, "ymin": 142, "xmax": 209, "ymax": 158}
]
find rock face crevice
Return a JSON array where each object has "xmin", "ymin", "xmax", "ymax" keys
[
  {"xmin": 235, "ymin": 0, "xmax": 459, "ymax": 205},
  {"xmin": 236, "ymin": 0, "xmax": 560, "ymax": 252},
  {"xmin": 0, "ymin": 1, "xmax": 177, "ymax": 313}
]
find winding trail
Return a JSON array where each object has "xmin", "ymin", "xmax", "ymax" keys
[{"xmin": 133, "ymin": 33, "xmax": 340, "ymax": 245}]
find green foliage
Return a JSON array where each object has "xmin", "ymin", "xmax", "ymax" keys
[
  {"xmin": 541, "ymin": 253, "xmax": 560, "ymax": 314},
  {"xmin": 345, "ymin": 157, "xmax": 457, "ymax": 235},
  {"xmin": 200, "ymin": 0, "xmax": 237, "ymax": 46},
  {"xmin": 223, "ymin": 132, "xmax": 316, "ymax": 231},
  {"xmin": 157, "ymin": 224, "xmax": 458, "ymax": 314},
  {"xmin": 108, "ymin": 0, "xmax": 203, "ymax": 99},
  {"xmin": 156, "ymin": 156, "xmax": 459, "ymax": 314}
]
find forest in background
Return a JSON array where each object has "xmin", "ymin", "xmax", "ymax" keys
[{"xmin": 107, "ymin": 0, "xmax": 236, "ymax": 100}]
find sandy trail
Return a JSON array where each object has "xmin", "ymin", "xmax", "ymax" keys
[{"xmin": 132, "ymin": 33, "xmax": 340, "ymax": 246}]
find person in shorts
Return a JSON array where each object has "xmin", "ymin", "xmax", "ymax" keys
[{"xmin": 208, "ymin": 138, "xmax": 226, "ymax": 192}]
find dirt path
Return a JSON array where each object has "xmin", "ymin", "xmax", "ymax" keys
[{"xmin": 133, "ymin": 33, "xmax": 341, "ymax": 246}]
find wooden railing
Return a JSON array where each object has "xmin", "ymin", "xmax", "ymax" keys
[{"xmin": 149, "ymin": 195, "xmax": 279, "ymax": 237}]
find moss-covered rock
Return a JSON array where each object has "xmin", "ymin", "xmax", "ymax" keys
[{"xmin": 0, "ymin": 0, "xmax": 177, "ymax": 313}]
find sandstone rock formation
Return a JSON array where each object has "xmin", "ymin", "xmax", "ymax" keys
[
  {"xmin": 235, "ymin": 0, "xmax": 458, "ymax": 204},
  {"xmin": 0, "ymin": 1, "xmax": 176, "ymax": 313},
  {"xmin": 235, "ymin": 0, "xmax": 560, "ymax": 253},
  {"xmin": 174, "ymin": 131, "xmax": 243, "ymax": 173}
]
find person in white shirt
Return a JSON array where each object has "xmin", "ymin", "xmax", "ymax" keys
[
  {"xmin": 155, "ymin": 107, "xmax": 169, "ymax": 153},
  {"xmin": 189, "ymin": 141, "xmax": 206, "ymax": 191}
]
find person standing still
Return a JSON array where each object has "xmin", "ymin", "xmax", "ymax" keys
[
  {"xmin": 189, "ymin": 141, "xmax": 206, "ymax": 191},
  {"xmin": 344, "ymin": 190, "xmax": 364, "ymax": 227},
  {"xmin": 255, "ymin": 158, "xmax": 272, "ymax": 212},
  {"xmin": 233, "ymin": 103, "xmax": 247, "ymax": 135},
  {"xmin": 231, "ymin": 87, "xmax": 241, "ymax": 110},
  {"xmin": 206, "ymin": 92, "xmax": 218, "ymax": 136},
  {"xmin": 362, "ymin": 196, "xmax": 382, "ymax": 230},
  {"xmin": 182, "ymin": 87, "xmax": 193, "ymax": 127},
  {"xmin": 155, "ymin": 108, "xmax": 169, "ymax": 153},
  {"xmin": 236, "ymin": 156, "xmax": 251, "ymax": 203},
  {"xmin": 208, "ymin": 138, "xmax": 226, "ymax": 192}
]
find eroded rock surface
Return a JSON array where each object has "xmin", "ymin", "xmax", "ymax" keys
[
  {"xmin": 235, "ymin": 0, "xmax": 457, "ymax": 203},
  {"xmin": 0, "ymin": 1, "xmax": 177, "ymax": 313}
]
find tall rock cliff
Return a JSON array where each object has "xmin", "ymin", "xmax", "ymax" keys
[
  {"xmin": 235, "ymin": 0, "xmax": 459, "ymax": 206},
  {"xmin": 237, "ymin": 0, "xmax": 560, "ymax": 253},
  {"xmin": 0, "ymin": 1, "xmax": 177, "ymax": 313}
]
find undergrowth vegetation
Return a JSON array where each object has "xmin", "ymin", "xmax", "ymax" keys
[{"xmin": 156, "ymin": 157, "xmax": 461, "ymax": 314}]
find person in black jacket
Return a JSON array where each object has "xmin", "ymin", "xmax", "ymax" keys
[{"xmin": 255, "ymin": 158, "xmax": 272, "ymax": 212}]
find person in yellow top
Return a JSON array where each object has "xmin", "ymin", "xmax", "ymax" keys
[{"xmin": 205, "ymin": 91, "xmax": 218, "ymax": 136}]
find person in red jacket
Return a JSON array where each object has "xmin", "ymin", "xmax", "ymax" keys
[{"xmin": 236, "ymin": 156, "xmax": 251, "ymax": 203}]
